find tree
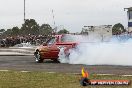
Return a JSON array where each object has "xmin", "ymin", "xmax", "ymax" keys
[
  {"xmin": 39, "ymin": 24, "xmax": 53, "ymax": 35},
  {"xmin": 3, "ymin": 29, "xmax": 12, "ymax": 36},
  {"xmin": 11, "ymin": 27, "xmax": 19, "ymax": 36},
  {"xmin": 0, "ymin": 29, "xmax": 5, "ymax": 36},
  {"xmin": 0, "ymin": 29, "xmax": 5, "ymax": 32},
  {"xmin": 58, "ymin": 29, "xmax": 69, "ymax": 34},
  {"xmin": 2, "ymin": 27, "xmax": 19, "ymax": 36},
  {"xmin": 112, "ymin": 23, "xmax": 126, "ymax": 35},
  {"xmin": 21, "ymin": 19, "xmax": 39, "ymax": 35}
]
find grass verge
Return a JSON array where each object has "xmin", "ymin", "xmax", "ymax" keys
[{"xmin": 0, "ymin": 71, "xmax": 131, "ymax": 88}]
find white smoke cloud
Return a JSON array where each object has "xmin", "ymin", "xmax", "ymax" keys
[{"xmin": 59, "ymin": 35, "xmax": 132, "ymax": 66}]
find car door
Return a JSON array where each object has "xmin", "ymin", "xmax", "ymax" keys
[{"xmin": 46, "ymin": 37, "xmax": 59, "ymax": 58}]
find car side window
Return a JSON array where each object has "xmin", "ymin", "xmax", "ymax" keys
[
  {"xmin": 61, "ymin": 35, "xmax": 75, "ymax": 42},
  {"xmin": 61, "ymin": 36, "xmax": 65, "ymax": 42},
  {"xmin": 47, "ymin": 37, "xmax": 56, "ymax": 45}
]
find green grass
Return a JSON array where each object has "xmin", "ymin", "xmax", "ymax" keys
[{"xmin": 0, "ymin": 71, "xmax": 131, "ymax": 88}]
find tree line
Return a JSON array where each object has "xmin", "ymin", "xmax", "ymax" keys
[{"xmin": 0, "ymin": 19, "xmax": 69, "ymax": 38}]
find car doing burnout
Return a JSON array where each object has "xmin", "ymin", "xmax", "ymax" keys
[{"xmin": 34, "ymin": 34, "xmax": 78, "ymax": 63}]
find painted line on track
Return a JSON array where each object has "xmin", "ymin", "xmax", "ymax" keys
[
  {"xmin": 21, "ymin": 71, "xmax": 31, "ymax": 73},
  {"xmin": 46, "ymin": 72, "xmax": 56, "ymax": 74},
  {"xmin": 122, "ymin": 75, "xmax": 132, "ymax": 77},
  {"xmin": 96, "ymin": 74, "xmax": 115, "ymax": 76},
  {"xmin": 0, "ymin": 70, "xmax": 9, "ymax": 72}
]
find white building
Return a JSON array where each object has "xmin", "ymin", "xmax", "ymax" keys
[
  {"xmin": 82, "ymin": 25, "xmax": 112, "ymax": 42},
  {"xmin": 125, "ymin": 7, "xmax": 132, "ymax": 32}
]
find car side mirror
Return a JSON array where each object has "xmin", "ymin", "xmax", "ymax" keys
[{"xmin": 43, "ymin": 42, "xmax": 47, "ymax": 46}]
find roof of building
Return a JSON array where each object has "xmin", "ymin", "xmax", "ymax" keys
[{"xmin": 124, "ymin": 7, "xmax": 132, "ymax": 11}]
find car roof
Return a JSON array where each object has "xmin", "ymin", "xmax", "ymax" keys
[
  {"xmin": 54, "ymin": 34, "xmax": 73, "ymax": 37},
  {"xmin": 55, "ymin": 34, "xmax": 63, "ymax": 38}
]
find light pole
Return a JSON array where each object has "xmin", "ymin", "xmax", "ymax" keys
[
  {"xmin": 24, "ymin": 0, "xmax": 26, "ymax": 22},
  {"xmin": 52, "ymin": 9, "xmax": 57, "ymax": 33},
  {"xmin": 23, "ymin": 0, "xmax": 26, "ymax": 36},
  {"xmin": 52, "ymin": 9, "xmax": 56, "ymax": 27}
]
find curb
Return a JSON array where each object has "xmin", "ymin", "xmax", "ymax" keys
[
  {"xmin": 0, "ymin": 54, "xmax": 34, "ymax": 56},
  {"xmin": 0, "ymin": 70, "xmax": 132, "ymax": 77},
  {"xmin": 0, "ymin": 50, "xmax": 34, "ymax": 54}
]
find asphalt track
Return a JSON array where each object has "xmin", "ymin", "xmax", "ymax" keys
[{"xmin": 0, "ymin": 56, "xmax": 132, "ymax": 75}]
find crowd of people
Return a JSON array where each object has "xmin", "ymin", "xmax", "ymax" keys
[
  {"xmin": 0, "ymin": 35, "xmax": 51, "ymax": 47},
  {"xmin": 1, "ymin": 32, "xmax": 132, "ymax": 47}
]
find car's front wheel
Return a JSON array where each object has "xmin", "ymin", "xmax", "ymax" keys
[{"xmin": 34, "ymin": 51, "xmax": 43, "ymax": 63}]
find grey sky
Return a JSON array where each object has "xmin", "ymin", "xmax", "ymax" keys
[{"xmin": 0, "ymin": 0, "xmax": 132, "ymax": 32}]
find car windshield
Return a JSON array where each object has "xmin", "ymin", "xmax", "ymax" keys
[{"xmin": 61, "ymin": 35, "xmax": 77, "ymax": 42}]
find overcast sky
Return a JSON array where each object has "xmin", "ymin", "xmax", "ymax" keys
[{"xmin": 0, "ymin": 0, "xmax": 132, "ymax": 32}]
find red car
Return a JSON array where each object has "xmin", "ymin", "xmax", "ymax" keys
[{"xmin": 34, "ymin": 34, "xmax": 78, "ymax": 63}]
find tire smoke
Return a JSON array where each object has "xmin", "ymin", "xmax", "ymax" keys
[{"xmin": 59, "ymin": 35, "xmax": 132, "ymax": 66}]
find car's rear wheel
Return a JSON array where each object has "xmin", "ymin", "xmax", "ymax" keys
[
  {"xmin": 53, "ymin": 59, "xmax": 60, "ymax": 63},
  {"xmin": 34, "ymin": 51, "xmax": 43, "ymax": 63}
]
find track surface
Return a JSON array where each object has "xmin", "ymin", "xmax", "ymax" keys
[{"xmin": 0, "ymin": 56, "xmax": 132, "ymax": 75}]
